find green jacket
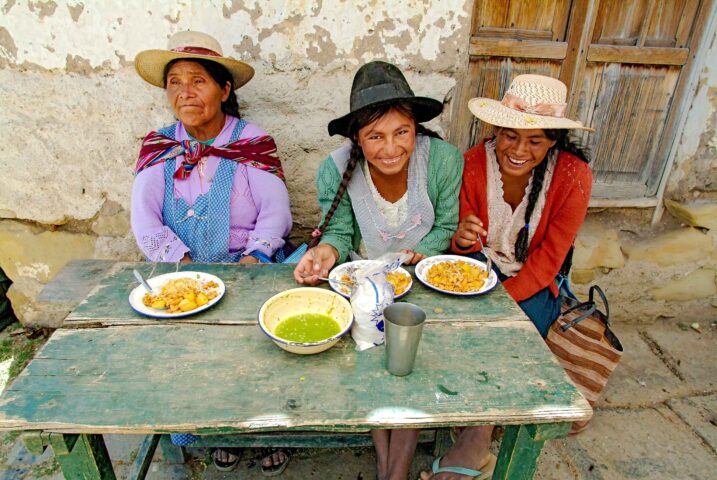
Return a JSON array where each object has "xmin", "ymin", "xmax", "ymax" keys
[{"xmin": 316, "ymin": 137, "xmax": 464, "ymax": 262}]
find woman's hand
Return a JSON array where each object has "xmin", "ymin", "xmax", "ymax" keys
[
  {"xmin": 455, "ymin": 215, "xmax": 488, "ymax": 249},
  {"xmin": 239, "ymin": 255, "xmax": 260, "ymax": 264},
  {"xmin": 400, "ymin": 249, "xmax": 426, "ymax": 265},
  {"xmin": 180, "ymin": 253, "xmax": 192, "ymax": 264},
  {"xmin": 293, "ymin": 244, "xmax": 339, "ymax": 285}
]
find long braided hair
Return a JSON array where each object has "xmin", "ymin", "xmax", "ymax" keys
[
  {"xmin": 513, "ymin": 129, "xmax": 590, "ymax": 265},
  {"xmin": 163, "ymin": 58, "xmax": 242, "ymax": 119},
  {"xmin": 309, "ymin": 101, "xmax": 442, "ymax": 248}
]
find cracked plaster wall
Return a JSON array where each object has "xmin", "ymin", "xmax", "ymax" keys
[
  {"xmin": 0, "ymin": 0, "xmax": 471, "ymax": 324},
  {"xmin": 667, "ymin": 29, "xmax": 717, "ymax": 199}
]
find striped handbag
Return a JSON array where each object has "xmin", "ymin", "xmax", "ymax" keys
[{"xmin": 546, "ymin": 285, "xmax": 623, "ymax": 434}]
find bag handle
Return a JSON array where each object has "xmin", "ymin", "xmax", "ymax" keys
[
  {"xmin": 588, "ymin": 285, "xmax": 610, "ymax": 324},
  {"xmin": 560, "ymin": 303, "xmax": 596, "ymax": 332}
]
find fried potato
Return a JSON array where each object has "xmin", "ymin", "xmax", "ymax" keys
[
  {"xmin": 339, "ymin": 270, "xmax": 411, "ymax": 296},
  {"xmin": 426, "ymin": 261, "xmax": 488, "ymax": 293},
  {"xmin": 142, "ymin": 277, "xmax": 219, "ymax": 313},
  {"xmin": 387, "ymin": 271, "xmax": 411, "ymax": 296}
]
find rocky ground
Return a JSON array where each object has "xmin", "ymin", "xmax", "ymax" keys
[{"xmin": 0, "ymin": 320, "xmax": 715, "ymax": 480}]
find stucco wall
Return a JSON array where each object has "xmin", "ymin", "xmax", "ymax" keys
[
  {"xmin": 667, "ymin": 29, "xmax": 717, "ymax": 199},
  {"xmin": 0, "ymin": 0, "xmax": 472, "ymax": 325},
  {"xmin": 0, "ymin": 1, "xmax": 715, "ymax": 326}
]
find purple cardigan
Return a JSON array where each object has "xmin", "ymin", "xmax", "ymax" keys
[{"xmin": 130, "ymin": 116, "xmax": 292, "ymax": 262}]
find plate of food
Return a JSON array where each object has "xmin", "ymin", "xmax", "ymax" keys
[
  {"xmin": 415, "ymin": 255, "xmax": 498, "ymax": 296},
  {"xmin": 128, "ymin": 271, "xmax": 225, "ymax": 318},
  {"xmin": 328, "ymin": 260, "xmax": 413, "ymax": 299}
]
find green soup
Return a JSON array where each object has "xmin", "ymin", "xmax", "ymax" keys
[{"xmin": 274, "ymin": 313, "xmax": 341, "ymax": 343}]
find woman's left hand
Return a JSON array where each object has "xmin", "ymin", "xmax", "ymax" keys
[
  {"xmin": 239, "ymin": 255, "xmax": 260, "ymax": 264},
  {"xmin": 400, "ymin": 249, "xmax": 426, "ymax": 265}
]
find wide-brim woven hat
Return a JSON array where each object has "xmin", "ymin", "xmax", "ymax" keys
[
  {"xmin": 328, "ymin": 61, "xmax": 443, "ymax": 137},
  {"xmin": 135, "ymin": 31, "xmax": 254, "ymax": 90},
  {"xmin": 468, "ymin": 74, "xmax": 594, "ymax": 132}
]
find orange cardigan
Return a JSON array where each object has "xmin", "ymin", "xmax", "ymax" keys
[{"xmin": 451, "ymin": 141, "xmax": 592, "ymax": 301}]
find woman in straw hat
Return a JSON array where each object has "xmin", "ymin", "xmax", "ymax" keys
[
  {"xmin": 131, "ymin": 30, "xmax": 292, "ymax": 267},
  {"xmin": 131, "ymin": 31, "xmax": 291, "ymax": 474},
  {"xmin": 419, "ymin": 75, "xmax": 593, "ymax": 480},
  {"xmin": 293, "ymin": 60, "xmax": 464, "ymax": 480}
]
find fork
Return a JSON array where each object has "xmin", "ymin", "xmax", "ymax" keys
[
  {"xmin": 299, "ymin": 273, "xmax": 353, "ymax": 289},
  {"xmin": 475, "ymin": 234, "xmax": 493, "ymax": 273}
]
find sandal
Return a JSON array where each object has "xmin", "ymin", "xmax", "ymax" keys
[
  {"xmin": 260, "ymin": 448, "xmax": 291, "ymax": 477},
  {"xmin": 212, "ymin": 448, "xmax": 241, "ymax": 472},
  {"xmin": 427, "ymin": 453, "xmax": 496, "ymax": 479}
]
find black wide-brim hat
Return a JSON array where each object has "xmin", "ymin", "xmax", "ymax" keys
[{"xmin": 328, "ymin": 61, "xmax": 444, "ymax": 137}]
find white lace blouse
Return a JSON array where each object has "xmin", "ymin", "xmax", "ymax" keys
[{"xmin": 483, "ymin": 139, "xmax": 556, "ymax": 276}]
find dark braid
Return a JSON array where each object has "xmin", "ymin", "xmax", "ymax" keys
[
  {"xmin": 514, "ymin": 159, "xmax": 548, "ymax": 262},
  {"xmin": 309, "ymin": 141, "xmax": 362, "ymax": 248},
  {"xmin": 163, "ymin": 58, "xmax": 241, "ymax": 119},
  {"xmin": 513, "ymin": 128, "xmax": 590, "ymax": 264},
  {"xmin": 310, "ymin": 101, "xmax": 435, "ymax": 247}
]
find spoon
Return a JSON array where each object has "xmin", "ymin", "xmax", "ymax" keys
[
  {"xmin": 133, "ymin": 269, "xmax": 155, "ymax": 294},
  {"xmin": 300, "ymin": 273, "xmax": 353, "ymax": 289}
]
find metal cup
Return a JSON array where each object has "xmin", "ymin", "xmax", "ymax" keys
[{"xmin": 384, "ymin": 303, "xmax": 426, "ymax": 376}]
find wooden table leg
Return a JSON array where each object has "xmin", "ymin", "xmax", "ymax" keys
[
  {"xmin": 128, "ymin": 435, "xmax": 160, "ymax": 480},
  {"xmin": 493, "ymin": 423, "xmax": 570, "ymax": 479},
  {"xmin": 50, "ymin": 433, "xmax": 116, "ymax": 480},
  {"xmin": 159, "ymin": 434, "xmax": 186, "ymax": 464}
]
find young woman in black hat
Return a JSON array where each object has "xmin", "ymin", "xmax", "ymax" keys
[
  {"xmin": 293, "ymin": 61, "xmax": 464, "ymax": 480},
  {"xmin": 293, "ymin": 60, "xmax": 463, "ymax": 279}
]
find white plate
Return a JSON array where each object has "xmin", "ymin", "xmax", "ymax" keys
[
  {"xmin": 328, "ymin": 260, "xmax": 413, "ymax": 299},
  {"xmin": 128, "ymin": 271, "xmax": 225, "ymax": 318},
  {"xmin": 415, "ymin": 255, "xmax": 498, "ymax": 296}
]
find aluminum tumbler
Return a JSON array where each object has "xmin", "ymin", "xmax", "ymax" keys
[{"xmin": 384, "ymin": 303, "xmax": 426, "ymax": 376}]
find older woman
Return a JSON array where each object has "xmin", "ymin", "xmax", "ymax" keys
[
  {"xmin": 131, "ymin": 31, "xmax": 291, "ymax": 474},
  {"xmin": 294, "ymin": 61, "xmax": 464, "ymax": 480},
  {"xmin": 421, "ymin": 75, "xmax": 593, "ymax": 479},
  {"xmin": 131, "ymin": 31, "xmax": 291, "ymax": 266}
]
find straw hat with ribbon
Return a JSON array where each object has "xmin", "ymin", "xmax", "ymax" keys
[
  {"xmin": 328, "ymin": 61, "xmax": 444, "ymax": 137},
  {"xmin": 135, "ymin": 31, "xmax": 254, "ymax": 90},
  {"xmin": 468, "ymin": 74, "xmax": 593, "ymax": 131}
]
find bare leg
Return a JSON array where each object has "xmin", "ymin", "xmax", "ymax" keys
[
  {"xmin": 372, "ymin": 428, "xmax": 421, "ymax": 480},
  {"xmin": 372, "ymin": 429, "xmax": 390, "ymax": 479},
  {"xmin": 420, "ymin": 426, "xmax": 494, "ymax": 480},
  {"xmin": 387, "ymin": 429, "xmax": 420, "ymax": 480}
]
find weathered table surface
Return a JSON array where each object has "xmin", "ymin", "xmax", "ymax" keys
[
  {"xmin": 61, "ymin": 262, "xmax": 526, "ymax": 327},
  {"xmin": 0, "ymin": 260, "xmax": 592, "ymax": 480}
]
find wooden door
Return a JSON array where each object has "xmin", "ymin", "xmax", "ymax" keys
[{"xmin": 450, "ymin": 0, "xmax": 715, "ymax": 202}]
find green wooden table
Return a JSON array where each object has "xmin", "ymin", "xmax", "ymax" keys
[{"xmin": 0, "ymin": 261, "xmax": 591, "ymax": 479}]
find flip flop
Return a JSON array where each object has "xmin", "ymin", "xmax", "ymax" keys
[
  {"xmin": 212, "ymin": 448, "xmax": 241, "ymax": 472},
  {"xmin": 429, "ymin": 453, "xmax": 497, "ymax": 479},
  {"xmin": 260, "ymin": 448, "xmax": 291, "ymax": 477}
]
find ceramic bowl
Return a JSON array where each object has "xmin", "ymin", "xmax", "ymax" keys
[{"xmin": 258, "ymin": 287, "xmax": 353, "ymax": 355}]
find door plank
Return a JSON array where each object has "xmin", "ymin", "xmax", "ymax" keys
[
  {"xmin": 584, "ymin": 64, "xmax": 679, "ymax": 189},
  {"xmin": 561, "ymin": 0, "xmax": 602, "ymax": 114},
  {"xmin": 587, "ymin": 45, "xmax": 689, "ymax": 65},
  {"xmin": 675, "ymin": 0, "xmax": 701, "ymax": 46},
  {"xmin": 469, "ymin": 38, "xmax": 567, "ymax": 59},
  {"xmin": 637, "ymin": 0, "xmax": 659, "ymax": 46}
]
